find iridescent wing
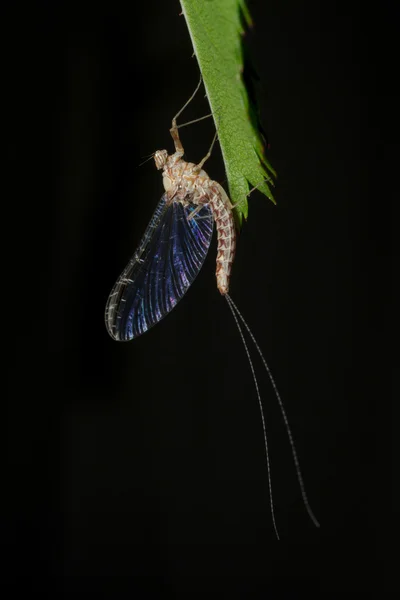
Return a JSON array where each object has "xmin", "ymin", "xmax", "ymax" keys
[{"xmin": 105, "ymin": 193, "xmax": 214, "ymax": 341}]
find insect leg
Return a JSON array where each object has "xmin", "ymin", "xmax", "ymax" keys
[
  {"xmin": 246, "ymin": 176, "xmax": 275, "ymax": 197},
  {"xmin": 195, "ymin": 130, "xmax": 218, "ymax": 171},
  {"xmin": 174, "ymin": 113, "xmax": 213, "ymax": 130},
  {"xmin": 170, "ymin": 75, "xmax": 203, "ymax": 155},
  {"xmin": 186, "ymin": 203, "xmax": 207, "ymax": 221},
  {"xmin": 222, "ymin": 176, "xmax": 275, "ymax": 214},
  {"xmin": 175, "ymin": 104, "xmax": 222, "ymax": 132}
]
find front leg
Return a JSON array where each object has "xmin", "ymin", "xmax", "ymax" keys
[
  {"xmin": 170, "ymin": 120, "xmax": 184, "ymax": 156},
  {"xmin": 170, "ymin": 76, "xmax": 203, "ymax": 156}
]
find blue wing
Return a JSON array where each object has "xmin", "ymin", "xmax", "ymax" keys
[{"xmin": 105, "ymin": 193, "xmax": 214, "ymax": 341}]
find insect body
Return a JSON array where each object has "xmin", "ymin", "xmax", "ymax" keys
[
  {"xmin": 154, "ymin": 148, "xmax": 236, "ymax": 295},
  {"xmin": 105, "ymin": 86, "xmax": 236, "ymax": 342}
]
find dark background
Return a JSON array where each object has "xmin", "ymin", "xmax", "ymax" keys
[{"xmin": 6, "ymin": 0, "xmax": 394, "ymax": 596}]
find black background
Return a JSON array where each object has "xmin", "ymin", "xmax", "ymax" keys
[{"xmin": 6, "ymin": 0, "xmax": 394, "ymax": 596}]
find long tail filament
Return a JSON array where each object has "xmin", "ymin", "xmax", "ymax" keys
[
  {"xmin": 225, "ymin": 293, "xmax": 320, "ymax": 538},
  {"xmin": 225, "ymin": 294, "xmax": 280, "ymax": 540}
]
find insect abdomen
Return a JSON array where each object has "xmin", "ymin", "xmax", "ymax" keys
[{"xmin": 210, "ymin": 183, "xmax": 236, "ymax": 295}]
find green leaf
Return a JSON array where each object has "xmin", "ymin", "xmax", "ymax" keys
[{"xmin": 179, "ymin": 0, "xmax": 276, "ymax": 226}]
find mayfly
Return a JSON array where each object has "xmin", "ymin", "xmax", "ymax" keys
[{"xmin": 105, "ymin": 79, "xmax": 319, "ymax": 539}]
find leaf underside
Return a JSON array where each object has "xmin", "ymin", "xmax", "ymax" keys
[{"xmin": 179, "ymin": 0, "xmax": 276, "ymax": 226}]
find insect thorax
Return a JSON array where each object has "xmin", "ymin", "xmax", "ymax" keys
[{"xmin": 154, "ymin": 150, "xmax": 212, "ymax": 205}]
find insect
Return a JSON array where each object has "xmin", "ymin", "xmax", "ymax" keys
[
  {"xmin": 105, "ymin": 78, "xmax": 319, "ymax": 539},
  {"xmin": 105, "ymin": 80, "xmax": 234, "ymax": 342}
]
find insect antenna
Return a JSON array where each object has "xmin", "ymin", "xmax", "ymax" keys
[
  {"xmin": 225, "ymin": 293, "xmax": 320, "ymax": 531},
  {"xmin": 225, "ymin": 294, "xmax": 280, "ymax": 540},
  {"xmin": 138, "ymin": 152, "xmax": 156, "ymax": 167}
]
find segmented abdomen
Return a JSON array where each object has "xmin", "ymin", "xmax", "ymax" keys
[{"xmin": 209, "ymin": 182, "xmax": 236, "ymax": 295}]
